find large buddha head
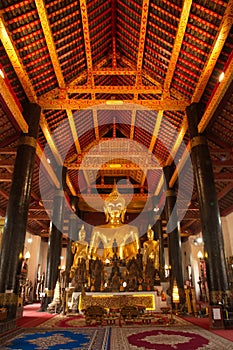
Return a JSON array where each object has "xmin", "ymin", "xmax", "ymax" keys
[{"xmin": 104, "ymin": 182, "xmax": 126, "ymax": 224}]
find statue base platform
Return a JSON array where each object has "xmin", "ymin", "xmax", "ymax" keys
[{"xmin": 69, "ymin": 291, "xmax": 168, "ymax": 312}]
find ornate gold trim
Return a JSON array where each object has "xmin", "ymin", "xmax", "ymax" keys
[
  {"xmin": 18, "ymin": 136, "xmax": 37, "ymax": 149},
  {"xmin": 190, "ymin": 136, "xmax": 207, "ymax": 149},
  {"xmin": 46, "ymin": 290, "xmax": 54, "ymax": 298}
]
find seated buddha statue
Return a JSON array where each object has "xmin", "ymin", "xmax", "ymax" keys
[
  {"xmin": 89, "ymin": 183, "xmax": 140, "ymax": 262},
  {"xmin": 143, "ymin": 225, "xmax": 159, "ymax": 273}
]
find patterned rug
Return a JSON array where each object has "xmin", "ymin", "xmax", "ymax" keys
[
  {"xmin": 36, "ymin": 313, "xmax": 187, "ymax": 328},
  {"xmin": 111, "ymin": 326, "xmax": 233, "ymax": 349},
  {"xmin": 1, "ymin": 328, "xmax": 110, "ymax": 350}
]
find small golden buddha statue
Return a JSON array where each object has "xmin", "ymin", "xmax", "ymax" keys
[
  {"xmin": 143, "ymin": 225, "xmax": 159, "ymax": 273},
  {"xmin": 89, "ymin": 182, "xmax": 140, "ymax": 261},
  {"xmin": 70, "ymin": 224, "xmax": 89, "ymax": 279}
]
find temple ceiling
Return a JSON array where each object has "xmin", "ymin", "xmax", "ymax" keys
[{"xmin": 0, "ymin": 0, "xmax": 232, "ymax": 244}]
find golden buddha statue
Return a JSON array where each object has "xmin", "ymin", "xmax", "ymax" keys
[
  {"xmin": 70, "ymin": 224, "xmax": 89, "ymax": 279},
  {"xmin": 143, "ymin": 225, "xmax": 159, "ymax": 273},
  {"xmin": 89, "ymin": 183, "xmax": 140, "ymax": 261}
]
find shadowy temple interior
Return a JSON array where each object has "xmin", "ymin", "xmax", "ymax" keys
[{"xmin": 0, "ymin": 0, "xmax": 233, "ymax": 348}]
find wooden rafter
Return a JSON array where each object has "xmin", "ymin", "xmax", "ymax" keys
[
  {"xmin": 35, "ymin": 0, "xmax": 65, "ymax": 88},
  {"xmin": 0, "ymin": 16, "xmax": 37, "ymax": 102},
  {"xmin": 162, "ymin": 2, "xmax": 233, "ymax": 194},
  {"xmin": 93, "ymin": 68, "xmax": 136, "ymax": 75},
  {"xmin": 1, "ymin": 2, "xmax": 77, "ymax": 196},
  {"xmin": 79, "ymin": 0, "xmax": 93, "ymax": 73},
  {"xmin": 35, "ymin": 0, "xmax": 80, "ymax": 195},
  {"xmin": 131, "ymin": 0, "xmax": 149, "ymax": 139},
  {"xmin": 150, "ymin": 0, "xmax": 191, "ymax": 191},
  {"xmin": 163, "ymin": 0, "xmax": 192, "ymax": 93},
  {"xmin": 121, "ymin": 55, "xmax": 162, "ymax": 89},
  {"xmin": 0, "ymin": 75, "xmax": 28, "ymax": 133},
  {"xmin": 198, "ymin": 53, "xmax": 233, "ymax": 133},
  {"xmin": 218, "ymin": 183, "xmax": 233, "ymax": 200},
  {"xmin": 67, "ymin": 85, "xmax": 162, "ymax": 94},
  {"xmin": 39, "ymin": 98, "xmax": 189, "ymax": 110},
  {"xmin": 66, "ymin": 110, "xmax": 81, "ymax": 154},
  {"xmin": 79, "ymin": 0, "xmax": 99, "ymax": 184},
  {"xmin": 111, "ymin": 0, "xmax": 117, "ymax": 68},
  {"xmin": 192, "ymin": 0, "xmax": 233, "ymax": 103}
]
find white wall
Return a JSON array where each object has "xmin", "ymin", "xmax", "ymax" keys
[
  {"xmin": 221, "ymin": 213, "xmax": 233, "ymax": 258},
  {"xmin": 23, "ymin": 232, "xmax": 41, "ymax": 286}
]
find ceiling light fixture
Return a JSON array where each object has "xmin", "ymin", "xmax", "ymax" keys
[
  {"xmin": 219, "ymin": 71, "xmax": 224, "ymax": 82},
  {"xmin": 109, "ymin": 164, "xmax": 122, "ymax": 168},
  {"xmin": 106, "ymin": 100, "xmax": 123, "ymax": 105},
  {"xmin": 0, "ymin": 69, "xmax": 5, "ymax": 79}
]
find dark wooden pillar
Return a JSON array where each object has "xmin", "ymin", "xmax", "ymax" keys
[
  {"xmin": 164, "ymin": 165, "xmax": 185, "ymax": 303},
  {"xmin": 65, "ymin": 196, "xmax": 80, "ymax": 288},
  {"xmin": 43, "ymin": 173, "xmax": 66, "ymax": 309},
  {"xmin": 151, "ymin": 196, "xmax": 165, "ymax": 281},
  {"xmin": 0, "ymin": 102, "xmax": 41, "ymax": 322},
  {"xmin": 186, "ymin": 102, "xmax": 229, "ymax": 304}
]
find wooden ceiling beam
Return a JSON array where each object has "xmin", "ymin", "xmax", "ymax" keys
[
  {"xmin": 0, "ymin": 148, "xmax": 16, "ymax": 155},
  {"xmin": 162, "ymin": 1, "xmax": 233, "ymax": 197},
  {"xmin": 27, "ymin": 213, "xmax": 50, "ymax": 220},
  {"xmin": 111, "ymin": 0, "xmax": 117, "ymax": 68},
  {"xmin": 120, "ymin": 56, "xmax": 162, "ymax": 89},
  {"xmin": 39, "ymin": 98, "xmax": 189, "ymax": 110},
  {"xmin": 0, "ymin": 188, "xmax": 9, "ymax": 199},
  {"xmin": 218, "ymin": 183, "xmax": 233, "ymax": 201},
  {"xmin": 212, "ymin": 159, "xmax": 233, "ymax": 167},
  {"xmin": 0, "ymin": 159, "xmax": 14, "ymax": 168},
  {"xmin": 214, "ymin": 173, "xmax": 233, "ymax": 181},
  {"xmin": 66, "ymin": 164, "xmax": 160, "ymax": 170},
  {"xmin": 35, "ymin": 0, "xmax": 79, "ymax": 196},
  {"xmin": 0, "ymin": 12, "xmax": 75, "ymax": 194},
  {"xmin": 67, "ymin": 85, "xmax": 162, "ymax": 94},
  {"xmin": 198, "ymin": 52, "xmax": 233, "ymax": 133},
  {"xmin": 0, "ymin": 174, "xmax": 12, "ymax": 182},
  {"xmin": 80, "ymin": 0, "xmax": 93, "ymax": 73},
  {"xmin": 0, "ymin": 16, "xmax": 38, "ymax": 102},
  {"xmin": 131, "ymin": 0, "xmax": 149, "ymax": 141},
  {"xmin": 222, "ymin": 203, "xmax": 233, "ymax": 217},
  {"xmin": 0, "ymin": 75, "xmax": 28, "ymax": 133},
  {"xmin": 35, "ymin": 0, "xmax": 65, "ymax": 88},
  {"xmin": 93, "ymin": 68, "xmax": 136, "ymax": 75},
  {"xmin": 210, "ymin": 147, "xmax": 233, "ymax": 155},
  {"xmin": 163, "ymin": 0, "xmax": 192, "ymax": 93},
  {"xmin": 192, "ymin": 0, "xmax": 233, "ymax": 103}
]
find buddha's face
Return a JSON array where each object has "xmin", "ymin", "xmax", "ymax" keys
[
  {"xmin": 147, "ymin": 228, "xmax": 154, "ymax": 240},
  {"xmin": 106, "ymin": 202, "xmax": 124, "ymax": 219}
]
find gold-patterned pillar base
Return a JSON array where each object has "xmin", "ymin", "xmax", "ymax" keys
[{"xmin": 0, "ymin": 293, "xmax": 18, "ymax": 322}]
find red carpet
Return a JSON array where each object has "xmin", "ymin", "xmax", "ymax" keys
[
  {"xmin": 182, "ymin": 315, "xmax": 233, "ymax": 342},
  {"xmin": 16, "ymin": 303, "xmax": 55, "ymax": 328}
]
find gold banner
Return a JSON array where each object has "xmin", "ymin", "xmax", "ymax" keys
[
  {"xmin": 190, "ymin": 136, "xmax": 207, "ymax": 149},
  {"xmin": 18, "ymin": 136, "xmax": 37, "ymax": 149}
]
